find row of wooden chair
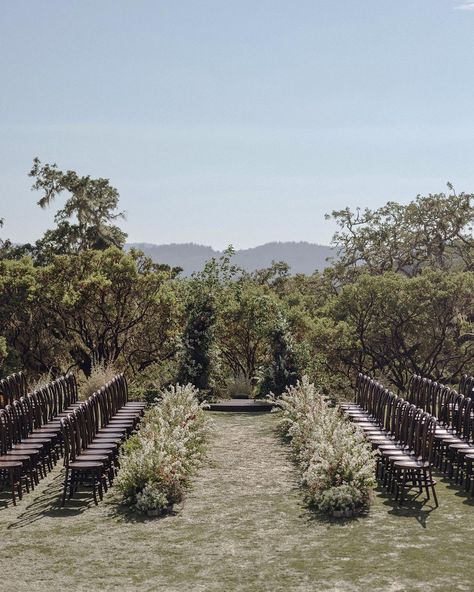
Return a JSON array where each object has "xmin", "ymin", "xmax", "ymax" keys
[
  {"xmin": 61, "ymin": 375, "xmax": 145, "ymax": 506},
  {"xmin": 341, "ymin": 374, "xmax": 438, "ymax": 506},
  {"xmin": 0, "ymin": 372, "xmax": 28, "ymax": 408},
  {"xmin": 408, "ymin": 374, "xmax": 474, "ymax": 494},
  {"xmin": 0, "ymin": 374, "xmax": 79, "ymax": 505}
]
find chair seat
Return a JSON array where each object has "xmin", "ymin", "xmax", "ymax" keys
[
  {"xmin": 448, "ymin": 442, "xmax": 471, "ymax": 450},
  {"xmin": 11, "ymin": 443, "xmax": 42, "ymax": 450},
  {"xmin": 440, "ymin": 436, "xmax": 463, "ymax": 445},
  {"xmin": 32, "ymin": 431, "xmax": 58, "ymax": 438},
  {"xmin": 86, "ymin": 444, "xmax": 116, "ymax": 452},
  {"xmin": 91, "ymin": 438, "xmax": 121, "ymax": 445},
  {"xmin": 435, "ymin": 433, "xmax": 457, "ymax": 441},
  {"xmin": 457, "ymin": 447, "xmax": 474, "ymax": 456},
  {"xmin": 1, "ymin": 453, "xmax": 29, "ymax": 461},
  {"xmin": 76, "ymin": 454, "xmax": 108, "ymax": 462},
  {"xmin": 381, "ymin": 448, "xmax": 410, "ymax": 457},
  {"xmin": 0, "ymin": 460, "xmax": 22, "ymax": 468},
  {"xmin": 107, "ymin": 421, "xmax": 133, "ymax": 426},
  {"xmin": 378, "ymin": 442, "xmax": 401, "ymax": 449},
  {"xmin": 25, "ymin": 436, "xmax": 52, "ymax": 443},
  {"xmin": 394, "ymin": 459, "xmax": 430, "ymax": 469},
  {"xmin": 95, "ymin": 432, "xmax": 124, "ymax": 438},
  {"xmin": 69, "ymin": 461, "xmax": 103, "ymax": 470}
]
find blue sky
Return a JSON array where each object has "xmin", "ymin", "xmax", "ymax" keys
[{"xmin": 1, "ymin": 0, "xmax": 473, "ymax": 248}]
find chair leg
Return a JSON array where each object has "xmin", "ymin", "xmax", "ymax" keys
[
  {"xmin": 10, "ymin": 470, "xmax": 16, "ymax": 506},
  {"xmin": 423, "ymin": 469, "xmax": 430, "ymax": 500},
  {"xmin": 17, "ymin": 470, "xmax": 23, "ymax": 501},
  {"xmin": 92, "ymin": 476, "xmax": 98, "ymax": 506},
  {"xmin": 61, "ymin": 468, "xmax": 69, "ymax": 506},
  {"xmin": 399, "ymin": 470, "xmax": 408, "ymax": 505},
  {"xmin": 430, "ymin": 472, "xmax": 438, "ymax": 508}
]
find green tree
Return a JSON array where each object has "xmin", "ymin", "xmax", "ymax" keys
[
  {"xmin": 177, "ymin": 294, "xmax": 216, "ymax": 396},
  {"xmin": 316, "ymin": 270, "xmax": 474, "ymax": 391},
  {"xmin": 29, "ymin": 158, "xmax": 127, "ymax": 263},
  {"xmin": 217, "ymin": 281, "xmax": 280, "ymax": 384},
  {"xmin": 0, "ymin": 248, "xmax": 182, "ymax": 377},
  {"xmin": 0, "ymin": 336, "xmax": 8, "ymax": 372},
  {"xmin": 258, "ymin": 314, "xmax": 301, "ymax": 398},
  {"xmin": 327, "ymin": 188, "xmax": 474, "ymax": 281}
]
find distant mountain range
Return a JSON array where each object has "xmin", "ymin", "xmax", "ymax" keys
[{"xmin": 126, "ymin": 241, "xmax": 336, "ymax": 276}]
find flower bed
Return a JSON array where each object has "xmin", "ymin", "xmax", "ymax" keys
[
  {"xmin": 115, "ymin": 383, "xmax": 210, "ymax": 515},
  {"xmin": 272, "ymin": 377, "xmax": 376, "ymax": 517}
]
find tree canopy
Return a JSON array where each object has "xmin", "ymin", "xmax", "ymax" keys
[
  {"xmin": 327, "ymin": 188, "xmax": 474, "ymax": 280},
  {"xmin": 29, "ymin": 158, "xmax": 127, "ymax": 263}
]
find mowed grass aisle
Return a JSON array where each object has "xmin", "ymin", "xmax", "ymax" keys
[{"xmin": 1, "ymin": 413, "xmax": 474, "ymax": 591}]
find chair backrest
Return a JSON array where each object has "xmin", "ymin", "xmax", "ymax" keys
[
  {"xmin": 381, "ymin": 391, "xmax": 396, "ymax": 431},
  {"xmin": 408, "ymin": 375, "xmax": 422, "ymax": 407},
  {"xmin": 356, "ymin": 374, "xmax": 370, "ymax": 410},
  {"xmin": 460, "ymin": 375, "xmax": 474, "ymax": 397},
  {"xmin": 418, "ymin": 413, "xmax": 436, "ymax": 463},
  {"xmin": 406, "ymin": 404, "xmax": 418, "ymax": 448},
  {"xmin": 392, "ymin": 399, "xmax": 408, "ymax": 443},
  {"xmin": 61, "ymin": 416, "xmax": 78, "ymax": 467},
  {"xmin": 77, "ymin": 402, "xmax": 94, "ymax": 447},
  {"xmin": 0, "ymin": 409, "xmax": 13, "ymax": 454},
  {"xmin": 451, "ymin": 392, "xmax": 467, "ymax": 435},
  {"xmin": 0, "ymin": 371, "xmax": 28, "ymax": 407}
]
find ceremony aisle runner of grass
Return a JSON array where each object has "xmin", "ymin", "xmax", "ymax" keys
[{"xmin": 0, "ymin": 412, "xmax": 474, "ymax": 591}]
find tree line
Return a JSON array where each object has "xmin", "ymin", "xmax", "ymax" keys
[{"xmin": 1, "ymin": 159, "xmax": 473, "ymax": 399}]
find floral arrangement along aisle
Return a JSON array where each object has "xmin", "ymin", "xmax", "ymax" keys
[
  {"xmin": 272, "ymin": 376, "xmax": 376, "ymax": 517},
  {"xmin": 115, "ymin": 383, "xmax": 210, "ymax": 515}
]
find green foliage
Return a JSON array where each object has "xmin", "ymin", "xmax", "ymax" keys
[
  {"xmin": 258, "ymin": 314, "xmax": 301, "ymax": 398},
  {"xmin": 225, "ymin": 373, "xmax": 254, "ymax": 398},
  {"xmin": 0, "ymin": 336, "xmax": 7, "ymax": 370},
  {"xmin": 29, "ymin": 158, "xmax": 127, "ymax": 263},
  {"xmin": 315, "ymin": 270, "xmax": 474, "ymax": 391},
  {"xmin": 78, "ymin": 361, "xmax": 117, "ymax": 401},
  {"xmin": 127, "ymin": 360, "xmax": 180, "ymax": 403},
  {"xmin": 3, "ymin": 166, "xmax": 474, "ymax": 409},
  {"xmin": 115, "ymin": 383, "xmax": 210, "ymax": 514},
  {"xmin": 273, "ymin": 377, "xmax": 376, "ymax": 516},
  {"xmin": 177, "ymin": 294, "xmax": 217, "ymax": 397},
  {"xmin": 217, "ymin": 280, "xmax": 280, "ymax": 384},
  {"xmin": 328, "ymin": 188, "xmax": 474, "ymax": 281},
  {"xmin": 0, "ymin": 248, "xmax": 182, "ymax": 377}
]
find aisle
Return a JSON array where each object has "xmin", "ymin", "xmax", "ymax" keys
[
  {"xmin": 2, "ymin": 412, "xmax": 474, "ymax": 591},
  {"xmin": 176, "ymin": 412, "xmax": 305, "ymax": 587}
]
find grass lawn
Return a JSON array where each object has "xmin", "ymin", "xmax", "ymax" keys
[{"xmin": 1, "ymin": 412, "xmax": 474, "ymax": 591}]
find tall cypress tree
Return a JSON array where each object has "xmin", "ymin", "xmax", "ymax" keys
[
  {"xmin": 258, "ymin": 315, "xmax": 300, "ymax": 398},
  {"xmin": 177, "ymin": 295, "xmax": 216, "ymax": 396}
]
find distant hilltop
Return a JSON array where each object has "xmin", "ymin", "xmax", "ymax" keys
[{"xmin": 126, "ymin": 241, "xmax": 336, "ymax": 276}]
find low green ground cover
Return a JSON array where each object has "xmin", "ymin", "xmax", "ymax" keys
[{"xmin": 0, "ymin": 412, "xmax": 473, "ymax": 592}]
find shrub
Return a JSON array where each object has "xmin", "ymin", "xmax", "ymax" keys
[
  {"xmin": 273, "ymin": 376, "xmax": 376, "ymax": 516},
  {"xmin": 78, "ymin": 361, "xmax": 117, "ymax": 401},
  {"xmin": 0, "ymin": 336, "xmax": 7, "ymax": 370},
  {"xmin": 30, "ymin": 370, "xmax": 54, "ymax": 391},
  {"xmin": 226, "ymin": 373, "xmax": 254, "ymax": 399},
  {"xmin": 177, "ymin": 296, "xmax": 217, "ymax": 399},
  {"xmin": 115, "ymin": 383, "xmax": 210, "ymax": 514},
  {"xmin": 127, "ymin": 359, "xmax": 179, "ymax": 403},
  {"xmin": 258, "ymin": 315, "xmax": 300, "ymax": 398}
]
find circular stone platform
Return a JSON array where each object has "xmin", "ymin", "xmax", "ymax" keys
[{"xmin": 207, "ymin": 398, "xmax": 274, "ymax": 412}]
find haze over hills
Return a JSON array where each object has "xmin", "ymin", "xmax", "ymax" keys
[{"xmin": 126, "ymin": 241, "xmax": 336, "ymax": 276}]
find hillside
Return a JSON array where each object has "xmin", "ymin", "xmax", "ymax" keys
[{"xmin": 126, "ymin": 241, "xmax": 335, "ymax": 276}]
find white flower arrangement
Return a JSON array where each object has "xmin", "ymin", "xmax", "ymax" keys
[
  {"xmin": 115, "ymin": 383, "xmax": 210, "ymax": 514},
  {"xmin": 271, "ymin": 376, "xmax": 376, "ymax": 516}
]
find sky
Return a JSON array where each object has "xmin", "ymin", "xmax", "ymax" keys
[{"xmin": 1, "ymin": 0, "xmax": 474, "ymax": 249}]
